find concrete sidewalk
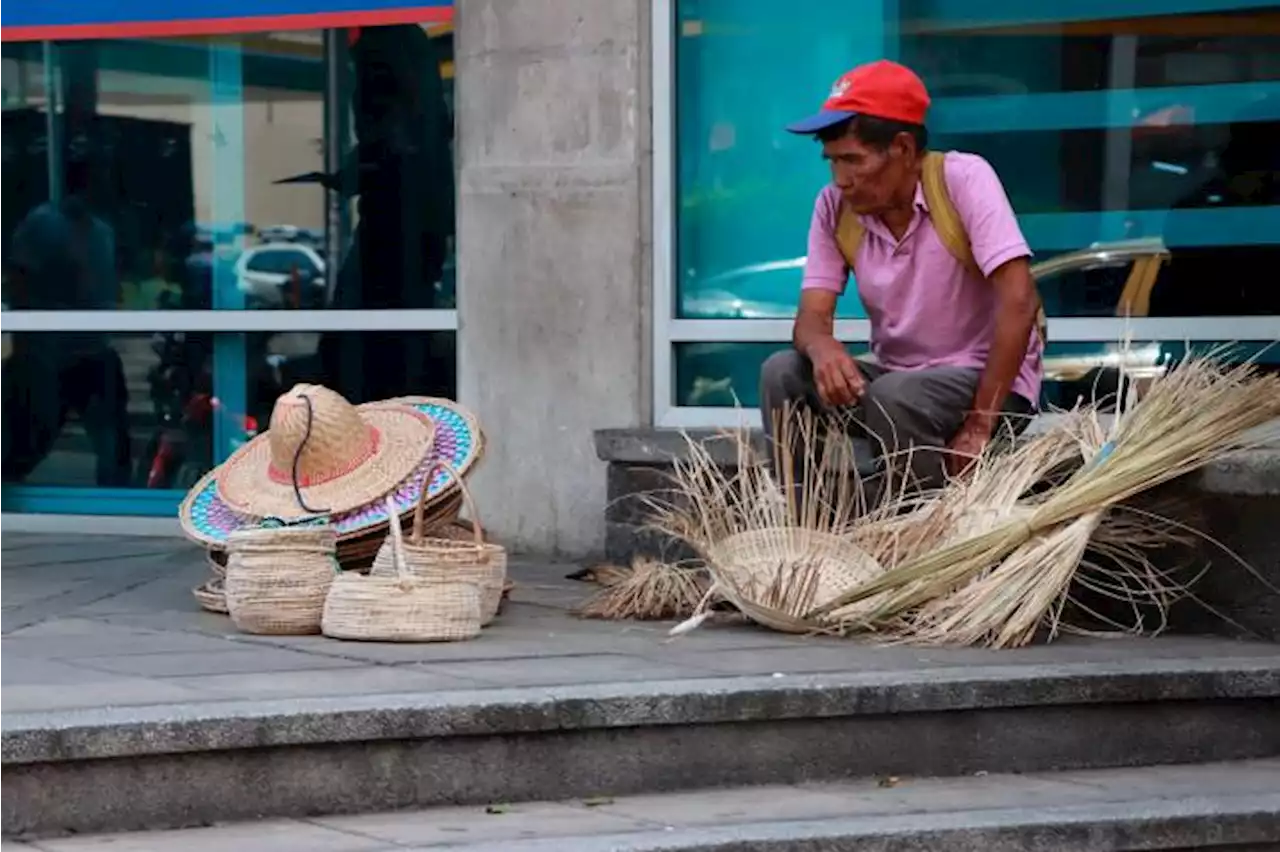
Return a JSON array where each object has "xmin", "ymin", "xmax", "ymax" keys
[
  {"xmin": 5, "ymin": 533, "xmax": 1280, "ymax": 844},
  {"xmin": 5, "ymin": 533, "xmax": 1280, "ymax": 717}
]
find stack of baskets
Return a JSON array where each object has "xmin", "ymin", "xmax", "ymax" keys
[
  {"xmin": 192, "ymin": 493, "xmax": 467, "ymax": 615},
  {"xmin": 195, "ymin": 464, "xmax": 509, "ymax": 643}
]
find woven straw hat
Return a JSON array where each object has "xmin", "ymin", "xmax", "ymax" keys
[{"xmin": 215, "ymin": 384, "xmax": 435, "ymax": 519}]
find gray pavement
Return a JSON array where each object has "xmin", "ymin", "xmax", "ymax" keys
[{"xmin": 4, "ymin": 533, "xmax": 1280, "ymax": 716}]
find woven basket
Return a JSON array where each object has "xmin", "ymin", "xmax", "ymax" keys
[
  {"xmin": 193, "ymin": 577, "xmax": 229, "ymax": 614},
  {"xmin": 322, "ymin": 497, "xmax": 483, "ymax": 642},
  {"xmin": 224, "ymin": 523, "xmax": 337, "ymax": 635},
  {"xmin": 705, "ymin": 527, "xmax": 885, "ymax": 633},
  {"xmin": 370, "ymin": 460, "xmax": 507, "ymax": 625}
]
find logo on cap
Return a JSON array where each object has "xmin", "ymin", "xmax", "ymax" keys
[{"xmin": 829, "ymin": 77, "xmax": 851, "ymax": 98}]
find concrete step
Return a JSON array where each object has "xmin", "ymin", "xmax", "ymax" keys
[
  {"xmin": 9, "ymin": 760, "xmax": 1280, "ymax": 850},
  {"xmin": 4, "ymin": 652, "xmax": 1279, "ymax": 836}
]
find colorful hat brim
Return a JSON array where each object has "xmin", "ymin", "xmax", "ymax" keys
[{"xmin": 179, "ymin": 398, "xmax": 483, "ymax": 546}]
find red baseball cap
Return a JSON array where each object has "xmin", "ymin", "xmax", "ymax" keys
[{"xmin": 787, "ymin": 60, "xmax": 930, "ymax": 134}]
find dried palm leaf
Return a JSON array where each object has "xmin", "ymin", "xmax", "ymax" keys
[
  {"xmin": 574, "ymin": 558, "xmax": 709, "ymax": 621},
  {"xmin": 812, "ymin": 349, "xmax": 1280, "ymax": 646}
]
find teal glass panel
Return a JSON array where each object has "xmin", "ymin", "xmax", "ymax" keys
[{"xmin": 674, "ymin": 1, "xmax": 1280, "ymax": 320}]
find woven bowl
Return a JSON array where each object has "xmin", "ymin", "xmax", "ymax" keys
[{"xmin": 705, "ymin": 527, "xmax": 885, "ymax": 633}]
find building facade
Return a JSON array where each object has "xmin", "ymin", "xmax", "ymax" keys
[{"xmin": 3, "ymin": 0, "xmax": 1277, "ymax": 554}]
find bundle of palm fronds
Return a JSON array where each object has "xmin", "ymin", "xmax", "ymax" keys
[
  {"xmin": 810, "ymin": 350, "xmax": 1280, "ymax": 647},
  {"xmin": 574, "ymin": 557, "xmax": 709, "ymax": 621}
]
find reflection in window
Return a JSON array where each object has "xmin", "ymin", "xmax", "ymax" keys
[
  {"xmin": 0, "ymin": 24, "xmax": 457, "ymax": 317},
  {"xmin": 674, "ymin": 2, "xmax": 1280, "ymax": 321},
  {"xmin": 672, "ymin": 340, "xmax": 1279, "ymax": 411},
  {"xmin": 0, "ymin": 330, "xmax": 456, "ymax": 489}
]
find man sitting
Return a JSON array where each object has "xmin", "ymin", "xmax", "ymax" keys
[{"xmin": 760, "ymin": 60, "xmax": 1043, "ymax": 496}]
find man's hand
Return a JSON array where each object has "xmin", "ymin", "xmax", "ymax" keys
[
  {"xmin": 808, "ymin": 337, "xmax": 865, "ymax": 407},
  {"xmin": 946, "ymin": 417, "xmax": 993, "ymax": 478}
]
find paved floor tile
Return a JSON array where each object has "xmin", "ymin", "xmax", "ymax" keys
[
  {"xmin": 1, "ymin": 659, "xmax": 108, "ymax": 687},
  {"xmin": 29, "ymin": 819, "xmax": 392, "ymax": 852},
  {"xmin": 417, "ymin": 652, "xmax": 721, "ymax": 688},
  {"xmin": 313, "ymin": 800, "xmax": 648, "ymax": 846},
  {"xmin": 2, "ymin": 632, "xmax": 235, "ymax": 662},
  {"xmin": 68, "ymin": 648, "xmax": 357, "ymax": 679},
  {"xmin": 164, "ymin": 665, "xmax": 486, "ymax": 700},
  {"xmin": 1, "ymin": 679, "xmax": 212, "ymax": 712}
]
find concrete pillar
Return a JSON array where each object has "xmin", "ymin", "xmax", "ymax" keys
[{"xmin": 455, "ymin": 0, "xmax": 652, "ymax": 556}]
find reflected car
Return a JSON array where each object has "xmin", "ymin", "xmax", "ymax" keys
[{"xmin": 233, "ymin": 242, "xmax": 327, "ymax": 308}]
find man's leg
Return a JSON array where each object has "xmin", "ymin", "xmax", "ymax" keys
[
  {"xmin": 759, "ymin": 349, "xmax": 824, "ymax": 487},
  {"xmin": 861, "ymin": 367, "xmax": 1033, "ymax": 493},
  {"xmin": 66, "ymin": 348, "xmax": 134, "ymax": 487}
]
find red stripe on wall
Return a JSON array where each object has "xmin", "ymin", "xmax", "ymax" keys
[{"xmin": 2, "ymin": 5, "xmax": 451, "ymax": 41}]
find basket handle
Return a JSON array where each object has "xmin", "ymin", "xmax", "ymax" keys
[
  {"xmin": 412, "ymin": 459, "xmax": 485, "ymax": 547},
  {"xmin": 386, "ymin": 496, "xmax": 411, "ymax": 588}
]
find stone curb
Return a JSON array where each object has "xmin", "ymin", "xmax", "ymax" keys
[{"xmin": 5, "ymin": 655, "xmax": 1278, "ymax": 765}]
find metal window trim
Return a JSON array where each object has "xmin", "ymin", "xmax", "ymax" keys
[
  {"xmin": 651, "ymin": 0, "xmax": 676, "ymax": 429},
  {"xmin": 664, "ymin": 317, "xmax": 1279, "ymax": 344},
  {"xmin": 1, "ymin": 309, "xmax": 460, "ymax": 333}
]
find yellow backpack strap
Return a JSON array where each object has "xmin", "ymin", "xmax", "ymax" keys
[
  {"xmin": 834, "ymin": 203, "xmax": 864, "ymax": 275},
  {"xmin": 920, "ymin": 151, "xmax": 979, "ymax": 276},
  {"xmin": 922, "ymin": 150, "xmax": 1048, "ymax": 346}
]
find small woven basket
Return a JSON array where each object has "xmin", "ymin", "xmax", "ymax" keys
[
  {"xmin": 322, "ymin": 497, "xmax": 483, "ymax": 643},
  {"xmin": 370, "ymin": 460, "xmax": 507, "ymax": 625},
  {"xmin": 705, "ymin": 527, "xmax": 885, "ymax": 633},
  {"xmin": 224, "ymin": 522, "xmax": 337, "ymax": 635}
]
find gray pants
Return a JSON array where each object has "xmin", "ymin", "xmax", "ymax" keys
[{"xmin": 759, "ymin": 349, "xmax": 1034, "ymax": 496}]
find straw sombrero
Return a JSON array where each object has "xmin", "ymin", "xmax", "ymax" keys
[
  {"xmin": 215, "ymin": 384, "xmax": 434, "ymax": 519},
  {"xmin": 180, "ymin": 397, "xmax": 483, "ymax": 546}
]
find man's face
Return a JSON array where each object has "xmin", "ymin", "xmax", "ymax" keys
[{"xmin": 822, "ymin": 132, "xmax": 913, "ymax": 214}]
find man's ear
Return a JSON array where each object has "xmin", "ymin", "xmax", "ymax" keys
[{"xmin": 890, "ymin": 131, "xmax": 915, "ymax": 159}]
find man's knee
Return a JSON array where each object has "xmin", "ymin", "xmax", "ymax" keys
[
  {"xmin": 760, "ymin": 349, "xmax": 810, "ymax": 404},
  {"xmin": 862, "ymin": 370, "xmax": 917, "ymax": 416}
]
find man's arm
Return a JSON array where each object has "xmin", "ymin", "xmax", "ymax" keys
[
  {"xmin": 943, "ymin": 153, "xmax": 1037, "ymax": 472},
  {"xmin": 794, "ymin": 289, "xmax": 865, "ymax": 407},
  {"xmin": 794, "ymin": 187, "xmax": 865, "ymax": 406},
  {"xmin": 793, "ymin": 289, "xmax": 837, "ymax": 356},
  {"xmin": 966, "ymin": 256, "xmax": 1037, "ymax": 434}
]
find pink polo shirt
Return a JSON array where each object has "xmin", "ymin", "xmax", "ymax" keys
[{"xmin": 802, "ymin": 151, "xmax": 1043, "ymax": 406}]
